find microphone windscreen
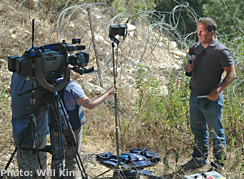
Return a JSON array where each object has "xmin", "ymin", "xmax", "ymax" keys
[{"xmin": 189, "ymin": 47, "xmax": 195, "ymax": 55}]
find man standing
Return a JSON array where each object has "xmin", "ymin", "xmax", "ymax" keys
[
  {"xmin": 182, "ymin": 17, "xmax": 236, "ymax": 171},
  {"xmin": 10, "ymin": 73, "xmax": 50, "ymax": 178}
]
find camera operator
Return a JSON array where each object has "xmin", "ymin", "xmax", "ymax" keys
[
  {"xmin": 51, "ymin": 66, "xmax": 118, "ymax": 179},
  {"xmin": 182, "ymin": 17, "xmax": 236, "ymax": 172},
  {"xmin": 10, "ymin": 73, "xmax": 50, "ymax": 178}
]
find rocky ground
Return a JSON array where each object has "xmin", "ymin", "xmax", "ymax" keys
[{"xmin": 1, "ymin": 1, "xmax": 238, "ymax": 179}]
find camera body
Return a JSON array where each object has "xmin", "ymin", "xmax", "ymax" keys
[{"xmin": 8, "ymin": 40, "xmax": 89, "ymax": 81}]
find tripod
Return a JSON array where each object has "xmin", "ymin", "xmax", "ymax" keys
[
  {"xmin": 5, "ymin": 76, "xmax": 88, "ymax": 179},
  {"xmin": 46, "ymin": 91, "xmax": 88, "ymax": 179},
  {"xmin": 4, "ymin": 76, "xmax": 48, "ymax": 178},
  {"xmin": 94, "ymin": 37, "xmax": 138, "ymax": 179}
]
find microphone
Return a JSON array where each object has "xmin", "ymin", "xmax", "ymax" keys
[
  {"xmin": 185, "ymin": 47, "xmax": 195, "ymax": 77},
  {"xmin": 66, "ymin": 45, "xmax": 86, "ymax": 51}
]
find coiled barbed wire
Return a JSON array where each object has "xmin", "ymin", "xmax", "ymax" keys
[
  {"xmin": 3, "ymin": 1, "xmax": 242, "ymax": 177},
  {"xmin": 55, "ymin": 2, "xmax": 244, "ymax": 107}
]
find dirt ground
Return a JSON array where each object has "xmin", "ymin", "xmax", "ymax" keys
[
  {"xmin": 0, "ymin": 0, "xmax": 169, "ymax": 178},
  {"xmin": 0, "ymin": 0, "xmax": 243, "ymax": 179}
]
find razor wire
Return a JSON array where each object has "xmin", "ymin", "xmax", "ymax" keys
[
  {"xmin": 56, "ymin": 2, "xmax": 243, "ymax": 102},
  {"xmin": 55, "ymin": 3, "xmax": 197, "ymax": 98},
  {"xmin": 55, "ymin": 2, "xmax": 244, "ymax": 140},
  {"xmin": 3, "ymin": 0, "xmax": 244, "ymax": 177},
  {"xmin": 54, "ymin": 2, "xmax": 244, "ymax": 135},
  {"xmin": 56, "ymin": 6, "xmax": 244, "ymax": 162},
  {"xmin": 54, "ymin": 3, "xmax": 201, "ymax": 176},
  {"xmin": 13, "ymin": 0, "xmax": 244, "ymax": 107}
]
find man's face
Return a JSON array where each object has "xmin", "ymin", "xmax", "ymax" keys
[{"xmin": 197, "ymin": 22, "xmax": 213, "ymax": 47}]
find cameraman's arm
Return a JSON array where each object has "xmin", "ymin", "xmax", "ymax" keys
[{"xmin": 76, "ymin": 85, "xmax": 118, "ymax": 110}]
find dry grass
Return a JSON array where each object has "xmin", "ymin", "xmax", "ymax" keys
[{"xmin": 0, "ymin": 0, "xmax": 244, "ymax": 179}]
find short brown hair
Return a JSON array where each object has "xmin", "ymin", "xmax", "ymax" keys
[{"xmin": 198, "ymin": 17, "xmax": 217, "ymax": 32}]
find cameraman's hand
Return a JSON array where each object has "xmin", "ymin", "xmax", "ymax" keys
[
  {"xmin": 184, "ymin": 61, "xmax": 194, "ymax": 73},
  {"xmin": 77, "ymin": 85, "xmax": 119, "ymax": 110},
  {"xmin": 108, "ymin": 85, "xmax": 119, "ymax": 95}
]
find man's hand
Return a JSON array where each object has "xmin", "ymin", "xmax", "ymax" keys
[
  {"xmin": 207, "ymin": 65, "xmax": 236, "ymax": 101},
  {"xmin": 184, "ymin": 61, "xmax": 194, "ymax": 73},
  {"xmin": 207, "ymin": 88, "xmax": 221, "ymax": 101}
]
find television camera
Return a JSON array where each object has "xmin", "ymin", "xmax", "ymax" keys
[{"xmin": 8, "ymin": 38, "xmax": 94, "ymax": 92}]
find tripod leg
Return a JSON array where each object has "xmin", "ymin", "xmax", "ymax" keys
[
  {"xmin": 50, "ymin": 129, "xmax": 62, "ymax": 178},
  {"xmin": 61, "ymin": 120, "xmax": 88, "ymax": 178},
  {"xmin": 58, "ymin": 96, "xmax": 88, "ymax": 179},
  {"xmin": 50, "ymin": 121, "xmax": 67, "ymax": 178},
  {"xmin": 48, "ymin": 100, "xmax": 66, "ymax": 179},
  {"xmin": 113, "ymin": 168, "xmax": 126, "ymax": 179},
  {"xmin": 4, "ymin": 147, "xmax": 17, "ymax": 170},
  {"xmin": 48, "ymin": 92, "xmax": 89, "ymax": 178},
  {"xmin": 16, "ymin": 136, "xmax": 47, "ymax": 178},
  {"xmin": 65, "ymin": 127, "xmax": 82, "ymax": 172}
]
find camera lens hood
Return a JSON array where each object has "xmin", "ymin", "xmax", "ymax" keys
[{"xmin": 34, "ymin": 57, "xmax": 70, "ymax": 92}]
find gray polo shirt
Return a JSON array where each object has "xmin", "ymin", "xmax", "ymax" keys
[{"xmin": 190, "ymin": 38, "xmax": 234, "ymax": 96}]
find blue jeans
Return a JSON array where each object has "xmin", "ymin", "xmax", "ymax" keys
[{"xmin": 189, "ymin": 90, "xmax": 226, "ymax": 166}]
